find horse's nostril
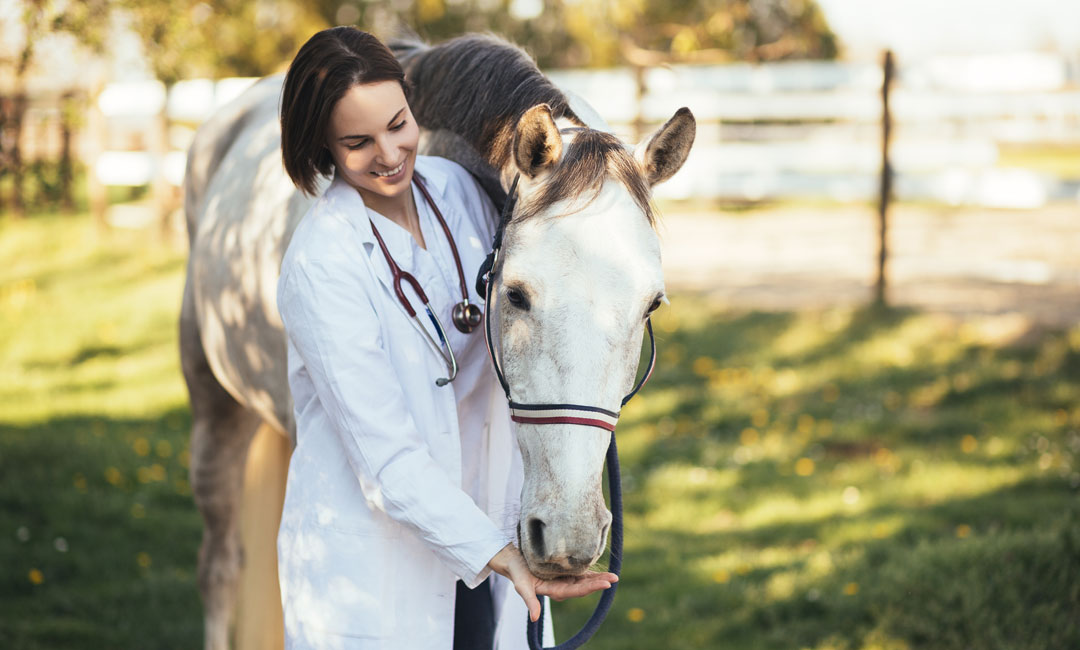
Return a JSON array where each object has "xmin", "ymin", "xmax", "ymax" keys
[
  {"xmin": 527, "ymin": 517, "xmax": 546, "ymax": 558},
  {"xmin": 567, "ymin": 555, "xmax": 591, "ymax": 569},
  {"xmin": 598, "ymin": 522, "xmax": 610, "ymax": 555}
]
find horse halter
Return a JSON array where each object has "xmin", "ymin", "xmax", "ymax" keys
[
  {"xmin": 368, "ymin": 173, "xmax": 482, "ymax": 386},
  {"xmin": 475, "ymin": 175, "xmax": 658, "ymax": 430}
]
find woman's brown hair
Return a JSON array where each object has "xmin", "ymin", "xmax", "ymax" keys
[{"xmin": 280, "ymin": 27, "xmax": 409, "ymax": 196}]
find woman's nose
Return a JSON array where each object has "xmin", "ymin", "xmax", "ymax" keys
[{"xmin": 374, "ymin": 136, "xmax": 398, "ymax": 165}]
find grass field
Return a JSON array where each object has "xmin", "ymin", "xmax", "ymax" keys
[{"xmin": 2, "ymin": 211, "xmax": 1078, "ymax": 649}]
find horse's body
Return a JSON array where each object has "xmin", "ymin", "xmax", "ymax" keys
[{"xmin": 181, "ymin": 34, "xmax": 693, "ymax": 649}]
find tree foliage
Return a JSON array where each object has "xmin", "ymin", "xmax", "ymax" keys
[
  {"xmin": 120, "ymin": 0, "xmax": 325, "ymax": 84},
  {"xmin": 162, "ymin": 0, "xmax": 840, "ymax": 74},
  {"xmin": 8, "ymin": 0, "xmax": 838, "ymax": 86},
  {"xmin": 323, "ymin": 0, "xmax": 840, "ymax": 68},
  {"xmin": 610, "ymin": 0, "xmax": 839, "ymax": 63}
]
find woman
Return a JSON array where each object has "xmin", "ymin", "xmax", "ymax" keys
[{"xmin": 275, "ymin": 27, "xmax": 616, "ymax": 649}]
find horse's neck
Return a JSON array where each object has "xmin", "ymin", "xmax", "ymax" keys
[
  {"xmin": 419, "ymin": 86, "xmax": 608, "ymax": 216},
  {"xmin": 560, "ymin": 89, "xmax": 612, "ymax": 134}
]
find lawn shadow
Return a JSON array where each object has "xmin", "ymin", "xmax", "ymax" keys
[
  {"xmin": 567, "ymin": 300, "xmax": 1080, "ymax": 648},
  {"xmin": 558, "ymin": 478, "xmax": 1080, "ymax": 650},
  {"xmin": 0, "ymin": 408, "xmax": 203, "ymax": 649}
]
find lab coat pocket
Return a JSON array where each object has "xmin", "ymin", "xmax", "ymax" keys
[{"xmin": 298, "ymin": 527, "xmax": 400, "ymax": 639}]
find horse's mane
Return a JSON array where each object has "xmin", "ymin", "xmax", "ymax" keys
[
  {"xmin": 390, "ymin": 34, "xmax": 654, "ymax": 224},
  {"xmin": 391, "ymin": 34, "xmax": 577, "ymax": 173}
]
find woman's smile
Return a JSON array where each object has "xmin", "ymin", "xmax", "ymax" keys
[{"xmin": 373, "ymin": 159, "xmax": 406, "ymax": 179}]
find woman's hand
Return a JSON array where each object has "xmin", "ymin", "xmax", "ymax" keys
[{"xmin": 487, "ymin": 544, "xmax": 618, "ymax": 622}]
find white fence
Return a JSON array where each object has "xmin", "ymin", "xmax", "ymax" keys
[
  {"xmin": 549, "ymin": 52, "xmax": 1080, "ymax": 207},
  {"xmin": 95, "ymin": 52, "xmax": 1080, "ymax": 208},
  {"xmin": 93, "ymin": 77, "xmax": 260, "ymax": 187}
]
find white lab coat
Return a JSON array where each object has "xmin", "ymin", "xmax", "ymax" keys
[{"xmin": 276, "ymin": 156, "xmax": 554, "ymax": 649}]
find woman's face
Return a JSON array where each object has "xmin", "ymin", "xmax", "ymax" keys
[{"xmin": 325, "ymin": 80, "xmax": 419, "ymax": 205}]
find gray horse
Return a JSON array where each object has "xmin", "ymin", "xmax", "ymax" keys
[{"xmin": 181, "ymin": 34, "xmax": 694, "ymax": 649}]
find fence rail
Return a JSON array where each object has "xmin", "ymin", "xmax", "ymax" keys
[
  {"xmin": 548, "ymin": 52, "xmax": 1080, "ymax": 206},
  {"xmin": 13, "ymin": 51, "xmax": 1077, "ymax": 220}
]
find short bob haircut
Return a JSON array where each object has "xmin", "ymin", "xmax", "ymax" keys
[{"xmin": 280, "ymin": 27, "xmax": 410, "ymax": 197}]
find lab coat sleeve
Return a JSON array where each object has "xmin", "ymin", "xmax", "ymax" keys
[{"xmin": 278, "ymin": 259, "xmax": 509, "ymax": 588}]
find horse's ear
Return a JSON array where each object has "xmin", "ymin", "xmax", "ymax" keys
[
  {"xmin": 513, "ymin": 104, "xmax": 562, "ymax": 179},
  {"xmin": 634, "ymin": 107, "xmax": 696, "ymax": 187}
]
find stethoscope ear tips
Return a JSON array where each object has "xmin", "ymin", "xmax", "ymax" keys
[{"xmin": 452, "ymin": 302, "xmax": 483, "ymax": 334}]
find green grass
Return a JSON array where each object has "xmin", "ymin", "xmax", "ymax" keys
[
  {"xmin": 1, "ymin": 212, "xmax": 199, "ymax": 648},
  {"xmin": 2, "ymin": 211, "xmax": 1079, "ymax": 649},
  {"xmin": 559, "ymin": 305, "xmax": 1080, "ymax": 649}
]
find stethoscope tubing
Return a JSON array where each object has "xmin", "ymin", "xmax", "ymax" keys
[
  {"xmin": 369, "ymin": 215, "xmax": 460, "ymax": 386},
  {"xmin": 367, "ymin": 173, "xmax": 477, "ymax": 386},
  {"xmin": 412, "ymin": 308, "xmax": 458, "ymax": 386}
]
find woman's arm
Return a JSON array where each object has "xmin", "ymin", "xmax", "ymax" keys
[{"xmin": 278, "ymin": 258, "xmax": 507, "ymax": 587}]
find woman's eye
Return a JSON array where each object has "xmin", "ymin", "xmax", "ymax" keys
[
  {"xmin": 346, "ymin": 140, "xmax": 369, "ymax": 150},
  {"xmin": 506, "ymin": 288, "xmax": 529, "ymax": 310},
  {"xmin": 390, "ymin": 120, "xmax": 407, "ymax": 131}
]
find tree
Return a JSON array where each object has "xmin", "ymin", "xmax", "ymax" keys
[
  {"xmin": 3, "ymin": 0, "xmax": 50, "ymax": 219},
  {"xmin": 121, "ymin": 0, "xmax": 325, "ymax": 83},
  {"xmin": 0, "ymin": 0, "xmax": 110, "ymax": 218},
  {"xmin": 608, "ymin": 0, "xmax": 838, "ymax": 65},
  {"xmin": 117, "ymin": 0, "xmax": 325, "ymax": 234}
]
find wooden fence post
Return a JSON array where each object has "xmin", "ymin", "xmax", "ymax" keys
[
  {"xmin": 10, "ymin": 91, "xmax": 27, "ymax": 219},
  {"xmin": 86, "ymin": 85, "xmax": 108, "ymax": 229},
  {"xmin": 633, "ymin": 63, "xmax": 646, "ymax": 143},
  {"xmin": 0, "ymin": 95, "xmax": 7, "ymax": 216},
  {"xmin": 875, "ymin": 50, "xmax": 895, "ymax": 306},
  {"xmin": 59, "ymin": 91, "xmax": 75, "ymax": 214},
  {"xmin": 151, "ymin": 101, "xmax": 173, "ymax": 240}
]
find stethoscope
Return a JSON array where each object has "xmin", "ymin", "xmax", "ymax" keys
[{"xmin": 367, "ymin": 173, "xmax": 482, "ymax": 386}]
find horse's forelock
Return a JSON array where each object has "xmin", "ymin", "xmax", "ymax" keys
[{"xmin": 515, "ymin": 130, "xmax": 655, "ymax": 226}]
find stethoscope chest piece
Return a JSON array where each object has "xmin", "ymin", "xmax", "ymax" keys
[{"xmin": 452, "ymin": 301, "xmax": 483, "ymax": 333}]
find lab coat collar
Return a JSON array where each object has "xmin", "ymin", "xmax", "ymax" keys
[
  {"xmin": 322, "ymin": 157, "xmax": 451, "ymax": 311},
  {"xmin": 323, "ymin": 156, "xmax": 450, "ymax": 256}
]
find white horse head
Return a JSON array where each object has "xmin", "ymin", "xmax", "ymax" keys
[{"xmin": 490, "ymin": 104, "xmax": 696, "ymax": 577}]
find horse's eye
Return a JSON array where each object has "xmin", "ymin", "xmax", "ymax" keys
[
  {"xmin": 506, "ymin": 287, "xmax": 529, "ymax": 310},
  {"xmin": 646, "ymin": 297, "xmax": 662, "ymax": 316}
]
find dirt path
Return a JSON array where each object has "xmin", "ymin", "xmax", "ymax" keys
[{"xmin": 659, "ymin": 202, "xmax": 1080, "ymax": 326}]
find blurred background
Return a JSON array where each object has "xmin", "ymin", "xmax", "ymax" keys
[{"xmin": 2, "ymin": 1, "xmax": 1079, "ymax": 649}]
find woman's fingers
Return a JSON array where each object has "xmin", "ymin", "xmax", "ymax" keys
[
  {"xmin": 505, "ymin": 553, "xmax": 543, "ymax": 622},
  {"xmin": 582, "ymin": 571, "xmax": 619, "ymax": 584},
  {"xmin": 550, "ymin": 571, "xmax": 618, "ymax": 588},
  {"xmin": 488, "ymin": 545, "xmax": 542, "ymax": 620},
  {"xmin": 512, "ymin": 578, "xmax": 542, "ymax": 622},
  {"xmin": 535, "ymin": 571, "xmax": 619, "ymax": 601}
]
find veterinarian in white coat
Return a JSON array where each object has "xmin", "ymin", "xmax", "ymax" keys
[
  {"xmin": 275, "ymin": 27, "xmax": 615, "ymax": 650},
  {"xmin": 278, "ymin": 155, "xmax": 547, "ymax": 649}
]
